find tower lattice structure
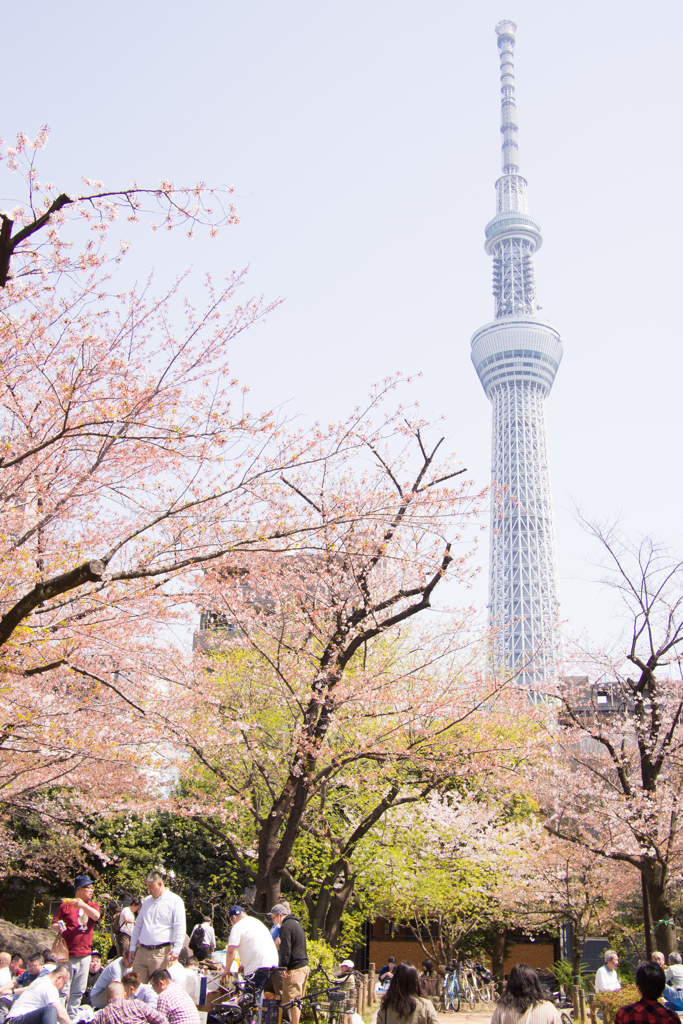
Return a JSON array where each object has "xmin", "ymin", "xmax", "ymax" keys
[{"xmin": 471, "ymin": 20, "xmax": 563, "ymax": 686}]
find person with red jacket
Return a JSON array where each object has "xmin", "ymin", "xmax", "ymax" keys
[{"xmin": 52, "ymin": 875, "xmax": 101, "ymax": 1020}]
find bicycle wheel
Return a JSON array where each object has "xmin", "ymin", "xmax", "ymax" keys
[
  {"xmin": 450, "ymin": 977, "xmax": 461, "ymax": 1013},
  {"xmin": 479, "ymin": 980, "xmax": 492, "ymax": 1003},
  {"xmin": 464, "ymin": 983, "xmax": 476, "ymax": 1010},
  {"xmin": 441, "ymin": 975, "xmax": 452, "ymax": 1012}
]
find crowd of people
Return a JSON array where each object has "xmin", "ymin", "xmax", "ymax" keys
[
  {"xmin": 10, "ymin": 869, "xmax": 683, "ymax": 1024},
  {"xmin": 0, "ymin": 874, "xmax": 320, "ymax": 1024},
  {"xmin": 373, "ymin": 953, "xmax": 683, "ymax": 1024}
]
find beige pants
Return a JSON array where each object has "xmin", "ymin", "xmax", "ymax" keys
[{"xmin": 131, "ymin": 944, "xmax": 172, "ymax": 983}]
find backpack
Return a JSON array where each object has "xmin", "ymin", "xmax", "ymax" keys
[
  {"xmin": 189, "ymin": 925, "xmax": 205, "ymax": 953},
  {"xmin": 111, "ymin": 906, "xmax": 123, "ymax": 935}
]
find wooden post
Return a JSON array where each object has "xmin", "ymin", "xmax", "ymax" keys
[
  {"xmin": 588, "ymin": 993, "xmax": 598, "ymax": 1024},
  {"xmin": 368, "ymin": 964, "xmax": 375, "ymax": 1007},
  {"xmin": 572, "ymin": 985, "xmax": 580, "ymax": 1021},
  {"xmin": 578, "ymin": 985, "xmax": 586, "ymax": 1024},
  {"xmin": 362, "ymin": 977, "xmax": 367, "ymax": 1014},
  {"xmin": 357, "ymin": 983, "xmax": 363, "ymax": 1015}
]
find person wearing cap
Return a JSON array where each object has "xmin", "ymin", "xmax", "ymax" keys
[
  {"xmin": 82, "ymin": 952, "xmax": 103, "ymax": 1007},
  {"xmin": 221, "ymin": 908, "xmax": 278, "ymax": 995},
  {"xmin": 269, "ymin": 905, "xmax": 308, "ymax": 1024},
  {"xmin": 268, "ymin": 902, "xmax": 290, "ymax": 950},
  {"xmin": 51, "ymin": 875, "xmax": 101, "ymax": 1019},
  {"xmin": 334, "ymin": 961, "xmax": 357, "ymax": 1024}
]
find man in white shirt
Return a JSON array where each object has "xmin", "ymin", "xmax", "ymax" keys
[
  {"xmin": 127, "ymin": 873, "xmax": 186, "ymax": 984},
  {"xmin": 595, "ymin": 951, "xmax": 621, "ymax": 992},
  {"xmin": 117, "ymin": 900, "xmax": 142, "ymax": 960},
  {"xmin": 6, "ymin": 965, "xmax": 71, "ymax": 1024},
  {"xmin": 221, "ymin": 906, "xmax": 278, "ymax": 995},
  {"xmin": 666, "ymin": 953, "xmax": 683, "ymax": 989}
]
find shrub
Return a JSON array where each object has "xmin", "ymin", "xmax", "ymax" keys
[{"xmin": 596, "ymin": 985, "xmax": 639, "ymax": 1024}]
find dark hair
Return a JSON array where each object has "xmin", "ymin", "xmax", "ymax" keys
[
  {"xmin": 499, "ymin": 964, "xmax": 547, "ymax": 1014},
  {"xmin": 122, "ymin": 972, "xmax": 141, "ymax": 989},
  {"xmin": 388, "ymin": 957, "xmax": 396, "ymax": 964},
  {"xmin": 202, "ymin": 915, "xmax": 212, "ymax": 923},
  {"xmin": 636, "ymin": 963, "xmax": 665, "ymax": 1000},
  {"xmin": 27, "ymin": 953, "xmax": 45, "ymax": 965},
  {"xmin": 149, "ymin": 969, "xmax": 171, "ymax": 985},
  {"xmin": 421, "ymin": 960, "xmax": 435, "ymax": 976},
  {"xmin": 10, "ymin": 954, "xmax": 24, "ymax": 964},
  {"xmin": 381, "ymin": 963, "xmax": 421, "ymax": 1019}
]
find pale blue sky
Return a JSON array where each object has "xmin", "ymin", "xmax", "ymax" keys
[{"xmin": 3, "ymin": 0, "xmax": 681, "ymax": 646}]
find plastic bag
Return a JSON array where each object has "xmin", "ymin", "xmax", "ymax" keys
[{"xmin": 51, "ymin": 934, "xmax": 70, "ymax": 963}]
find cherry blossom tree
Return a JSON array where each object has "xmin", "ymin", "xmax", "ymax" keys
[
  {"xmin": 370, "ymin": 789, "xmax": 542, "ymax": 965},
  {"xmin": 0, "ymin": 126, "xmax": 496, "ymax": 891},
  {"xmin": 506, "ymin": 834, "xmax": 638, "ymax": 980},
  {"xmin": 150, "ymin": 421, "xmax": 508, "ymax": 916},
  {"xmin": 535, "ymin": 522, "xmax": 683, "ymax": 956}
]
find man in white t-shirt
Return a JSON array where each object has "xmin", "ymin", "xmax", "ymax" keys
[
  {"xmin": 595, "ymin": 951, "xmax": 621, "ymax": 992},
  {"xmin": 222, "ymin": 906, "xmax": 278, "ymax": 994},
  {"xmin": 6, "ymin": 964, "xmax": 71, "ymax": 1024}
]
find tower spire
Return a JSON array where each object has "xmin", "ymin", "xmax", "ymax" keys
[
  {"xmin": 469, "ymin": 21, "xmax": 563, "ymax": 688},
  {"xmin": 496, "ymin": 20, "xmax": 519, "ymax": 175}
]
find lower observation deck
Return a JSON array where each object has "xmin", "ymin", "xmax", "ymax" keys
[{"xmin": 471, "ymin": 315, "xmax": 563, "ymax": 397}]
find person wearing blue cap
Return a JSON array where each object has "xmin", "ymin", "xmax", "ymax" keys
[
  {"xmin": 51, "ymin": 876, "xmax": 100, "ymax": 1020},
  {"xmin": 220, "ymin": 908, "xmax": 278, "ymax": 996}
]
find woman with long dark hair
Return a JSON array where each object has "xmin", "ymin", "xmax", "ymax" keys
[
  {"xmin": 378, "ymin": 963, "xmax": 439, "ymax": 1024},
  {"xmin": 491, "ymin": 964, "xmax": 561, "ymax": 1024}
]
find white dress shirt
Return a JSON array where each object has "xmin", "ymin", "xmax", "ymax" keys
[{"xmin": 130, "ymin": 889, "xmax": 186, "ymax": 956}]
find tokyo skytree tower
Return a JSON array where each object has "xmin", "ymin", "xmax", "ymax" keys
[{"xmin": 471, "ymin": 20, "xmax": 563, "ymax": 686}]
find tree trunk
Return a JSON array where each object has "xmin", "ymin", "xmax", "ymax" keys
[
  {"xmin": 302, "ymin": 859, "xmax": 357, "ymax": 947},
  {"xmin": 643, "ymin": 861, "xmax": 678, "ymax": 957},
  {"xmin": 492, "ymin": 927, "xmax": 506, "ymax": 988},
  {"xmin": 322, "ymin": 869, "xmax": 356, "ymax": 946},
  {"xmin": 253, "ymin": 856, "xmax": 284, "ymax": 914}
]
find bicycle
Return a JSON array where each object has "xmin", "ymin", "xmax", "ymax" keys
[
  {"xmin": 457, "ymin": 961, "xmax": 477, "ymax": 1011},
  {"xmin": 209, "ymin": 970, "xmax": 273, "ymax": 1024},
  {"xmin": 440, "ymin": 962, "xmax": 461, "ymax": 1013},
  {"xmin": 472, "ymin": 962, "xmax": 495, "ymax": 1004},
  {"xmin": 282, "ymin": 966, "xmax": 353, "ymax": 1024}
]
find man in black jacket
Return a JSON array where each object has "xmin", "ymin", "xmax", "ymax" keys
[{"xmin": 269, "ymin": 905, "xmax": 309, "ymax": 1024}]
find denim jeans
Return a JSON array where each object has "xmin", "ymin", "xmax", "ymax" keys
[
  {"xmin": 664, "ymin": 985, "xmax": 683, "ymax": 1011},
  {"xmin": 7, "ymin": 1006, "xmax": 58, "ymax": 1024}
]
